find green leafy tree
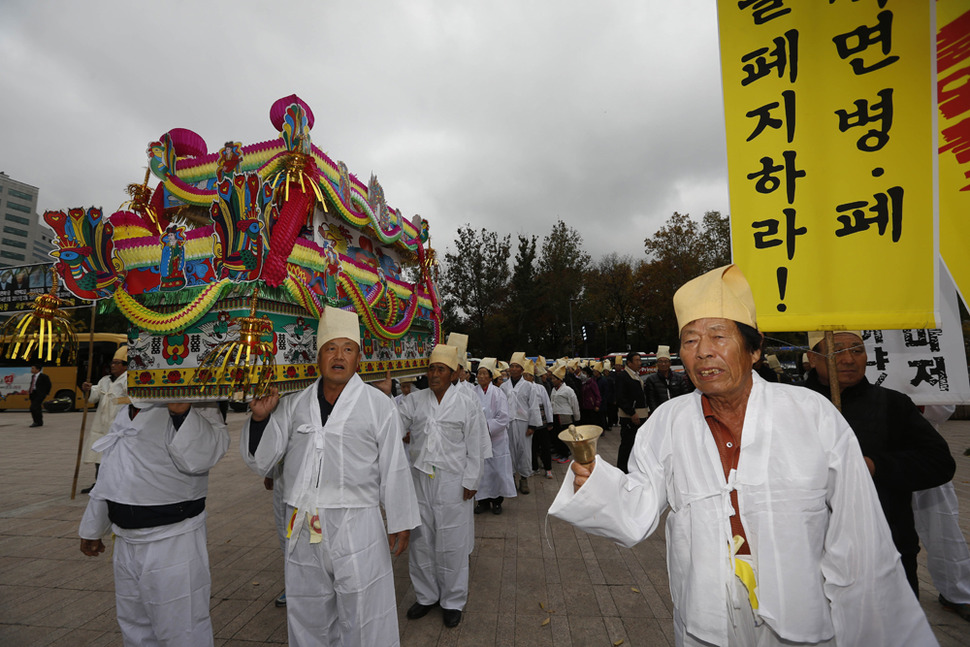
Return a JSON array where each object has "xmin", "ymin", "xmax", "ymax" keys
[
  {"xmin": 639, "ymin": 211, "xmax": 733, "ymax": 349},
  {"xmin": 507, "ymin": 234, "xmax": 540, "ymax": 348},
  {"xmin": 538, "ymin": 220, "xmax": 591, "ymax": 355},
  {"xmin": 439, "ymin": 225, "xmax": 511, "ymax": 351},
  {"xmin": 583, "ymin": 253, "xmax": 641, "ymax": 355}
]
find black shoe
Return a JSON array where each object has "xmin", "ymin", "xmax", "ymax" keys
[
  {"xmin": 474, "ymin": 502, "xmax": 490, "ymax": 514},
  {"xmin": 442, "ymin": 608, "xmax": 462, "ymax": 627},
  {"xmin": 492, "ymin": 503, "xmax": 502, "ymax": 515},
  {"xmin": 80, "ymin": 483, "xmax": 96, "ymax": 494},
  {"xmin": 406, "ymin": 601, "xmax": 437, "ymax": 620},
  {"xmin": 939, "ymin": 594, "xmax": 970, "ymax": 621},
  {"xmin": 29, "ymin": 423, "xmax": 41, "ymax": 428}
]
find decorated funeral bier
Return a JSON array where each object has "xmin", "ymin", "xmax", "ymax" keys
[{"xmin": 44, "ymin": 95, "xmax": 441, "ymax": 403}]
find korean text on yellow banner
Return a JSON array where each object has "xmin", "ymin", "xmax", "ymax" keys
[{"xmin": 718, "ymin": 1, "xmax": 937, "ymax": 332}]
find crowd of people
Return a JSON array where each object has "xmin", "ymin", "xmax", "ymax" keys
[{"xmin": 73, "ymin": 263, "xmax": 970, "ymax": 646}]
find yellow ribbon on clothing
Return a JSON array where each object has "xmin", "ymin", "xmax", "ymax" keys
[{"xmin": 732, "ymin": 535, "xmax": 759, "ymax": 611}]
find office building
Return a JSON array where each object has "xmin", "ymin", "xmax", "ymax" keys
[{"xmin": 0, "ymin": 171, "xmax": 55, "ymax": 266}]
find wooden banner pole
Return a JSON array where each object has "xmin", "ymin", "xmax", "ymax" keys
[
  {"xmin": 70, "ymin": 303, "xmax": 97, "ymax": 499},
  {"xmin": 824, "ymin": 331, "xmax": 842, "ymax": 412}
]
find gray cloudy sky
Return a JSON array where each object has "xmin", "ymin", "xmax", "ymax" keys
[{"xmin": 0, "ymin": 0, "xmax": 730, "ymax": 260}]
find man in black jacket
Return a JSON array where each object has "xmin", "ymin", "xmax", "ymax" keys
[
  {"xmin": 615, "ymin": 351, "xmax": 648, "ymax": 473},
  {"xmin": 28, "ymin": 364, "xmax": 51, "ymax": 428},
  {"xmin": 803, "ymin": 331, "xmax": 956, "ymax": 597},
  {"xmin": 643, "ymin": 345, "xmax": 692, "ymax": 412}
]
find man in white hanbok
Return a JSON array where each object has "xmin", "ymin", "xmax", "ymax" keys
[
  {"xmin": 524, "ymin": 359, "xmax": 554, "ymax": 479},
  {"xmin": 242, "ymin": 307, "xmax": 419, "ymax": 647},
  {"xmin": 501, "ymin": 352, "xmax": 541, "ymax": 495},
  {"xmin": 79, "ymin": 401, "xmax": 229, "ymax": 647},
  {"xmin": 80, "ymin": 345, "xmax": 129, "ymax": 493},
  {"xmin": 396, "ymin": 344, "xmax": 488, "ymax": 628},
  {"xmin": 549, "ymin": 265, "xmax": 938, "ymax": 647},
  {"xmin": 473, "ymin": 358, "xmax": 515, "ymax": 514}
]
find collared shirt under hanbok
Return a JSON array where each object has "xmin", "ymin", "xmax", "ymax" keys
[{"xmin": 549, "ymin": 373, "xmax": 936, "ymax": 647}]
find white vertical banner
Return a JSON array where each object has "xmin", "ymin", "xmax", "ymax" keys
[{"xmin": 862, "ymin": 261, "xmax": 970, "ymax": 405}]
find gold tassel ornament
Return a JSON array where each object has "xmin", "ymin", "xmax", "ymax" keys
[
  {"xmin": 191, "ymin": 290, "xmax": 276, "ymax": 403},
  {"xmin": 0, "ymin": 269, "xmax": 78, "ymax": 366}
]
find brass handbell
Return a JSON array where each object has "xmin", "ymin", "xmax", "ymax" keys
[{"xmin": 557, "ymin": 424, "xmax": 603, "ymax": 466}]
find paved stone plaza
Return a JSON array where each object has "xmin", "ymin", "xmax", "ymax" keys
[{"xmin": 2, "ymin": 407, "xmax": 969, "ymax": 646}]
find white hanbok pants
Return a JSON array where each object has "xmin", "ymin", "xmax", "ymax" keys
[
  {"xmin": 914, "ymin": 481, "xmax": 970, "ymax": 604},
  {"xmin": 507, "ymin": 419, "xmax": 533, "ymax": 479},
  {"xmin": 285, "ymin": 505, "xmax": 399, "ymax": 647},
  {"xmin": 674, "ymin": 575, "xmax": 836, "ymax": 647},
  {"xmin": 112, "ymin": 523, "xmax": 213, "ymax": 647},
  {"xmin": 409, "ymin": 467, "xmax": 473, "ymax": 611}
]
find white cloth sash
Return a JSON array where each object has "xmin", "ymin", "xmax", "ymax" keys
[{"xmin": 91, "ymin": 404, "xmax": 158, "ymax": 456}]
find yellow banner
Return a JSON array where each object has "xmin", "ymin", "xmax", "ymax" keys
[
  {"xmin": 938, "ymin": 1, "xmax": 970, "ymax": 306},
  {"xmin": 718, "ymin": 1, "xmax": 937, "ymax": 332}
]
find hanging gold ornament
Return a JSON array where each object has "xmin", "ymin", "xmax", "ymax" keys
[
  {"xmin": 191, "ymin": 290, "xmax": 276, "ymax": 402},
  {"xmin": 0, "ymin": 269, "xmax": 78, "ymax": 365}
]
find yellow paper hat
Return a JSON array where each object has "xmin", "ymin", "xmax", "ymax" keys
[
  {"xmin": 523, "ymin": 358, "xmax": 535, "ymax": 375},
  {"xmin": 498, "ymin": 360, "xmax": 509, "ymax": 371},
  {"xmin": 552, "ymin": 365, "xmax": 566, "ymax": 380},
  {"xmin": 534, "ymin": 357, "xmax": 547, "ymax": 376},
  {"xmin": 400, "ymin": 376, "xmax": 417, "ymax": 384},
  {"xmin": 767, "ymin": 354, "xmax": 782, "ymax": 371},
  {"xmin": 509, "ymin": 351, "xmax": 527, "ymax": 368},
  {"xmin": 317, "ymin": 307, "xmax": 361, "ymax": 351},
  {"xmin": 807, "ymin": 330, "xmax": 863, "ymax": 351},
  {"xmin": 673, "ymin": 264, "xmax": 757, "ymax": 333},
  {"xmin": 478, "ymin": 357, "xmax": 501, "ymax": 379},
  {"xmin": 429, "ymin": 344, "xmax": 459, "ymax": 371},
  {"xmin": 592, "ymin": 361, "xmax": 603, "ymax": 373},
  {"xmin": 113, "ymin": 346, "xmax": 128, "ymax": 362},
  {"xmin": 656, "ymin": 345, "xmax": 670, "ymax": 359},
  {"xmin": 446, "ymin": 332, "xmax": 468, "ymax": 360}
]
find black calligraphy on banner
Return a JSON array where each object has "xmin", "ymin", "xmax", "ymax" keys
[
  {"xmin": 862, "ymin": 328, "xmax": 950, "ymax": 391},
  {"xmin": 733, "ymin": 0, "xmax": 909, "ymax": 314}
]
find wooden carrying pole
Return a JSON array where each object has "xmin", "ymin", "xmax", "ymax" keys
[
  {"xmin": 824, "ymin": 331, "xmax": 842, "ymax": 412},
  {"xmin": 70, "ymin": 304, "xmax": 97, "ymax": 499}
]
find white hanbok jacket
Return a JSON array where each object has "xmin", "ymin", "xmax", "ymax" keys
[
  {"xmin": 550, "ymin": 383, "xmax": 581, "ymax": 422},
  {"xmin": 82, "ymin": 372, "xmax": 129, "ymax": 464},
  {"xmin": 531, "ymin": 381, "xmax": 553, "ymax": 425},
  {"xmin": 240, "ymin": 374, "xmax": 420, "ymax": 536},
  {"xmin": 397, "ymin": 385, "xmax": 489, "ymax": 492},
  {"xmin": 79, "ymin": 404, "xmax": 229, "ymax": 541},
  {"xmin": 501, "ymin": 377, "xmax": 541, "ymax": 426},
  {"xmin": 549, "ymin": 374, "xmax": 936, "ymax": 646}
]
